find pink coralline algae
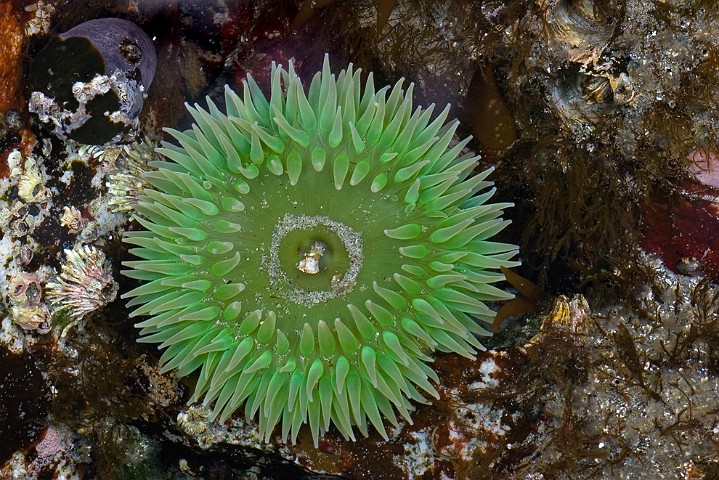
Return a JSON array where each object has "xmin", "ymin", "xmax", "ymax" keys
[{"xmin": 34, "ymin": 427, "xmax": 64, "ymax": 466}]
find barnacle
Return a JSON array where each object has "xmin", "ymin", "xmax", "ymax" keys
[
  {"xmin": 122, "ymin": 56, "xmax": 519, "ymax": 445},
  {"xmin": 46, "ymin": 244, "xmax": 118, "ymax": 335},
  {"xmin": 60, "ymin": 206, "xmax": 87, "ymax": 233},
  {"xmin": 106, "ymin": 138, "xmax": 155, "ymax": 213},
  {"xmin": 17, "ymin": 156, "xmax": 47, "ymax": 203},
  {"xmin": 550, "ymin": 68, "xmax": 616, "ymax": 130},
  {"xmin": 544, "ymin": 0, "xmax": 618, "ymax": 65}
]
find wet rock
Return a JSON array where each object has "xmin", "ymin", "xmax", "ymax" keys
[
  {"xmin": 0, "ymin": 346, "xmax": 51, "ymax": 465},
  {"xmin": 28, "ymin": 18, "xmax": 156, "ymax": 145}
]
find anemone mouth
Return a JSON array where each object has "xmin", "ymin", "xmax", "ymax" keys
[
  {"xmin": 268, "ymin": 213, "xmax": 363, "ymax": 306},
  {"xmin": 121, "ymin": 55, "xmax": 519, "ymax": 446}
]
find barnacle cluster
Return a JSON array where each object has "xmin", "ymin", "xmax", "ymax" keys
[
  {"xmin": 0, "ymin": 151, "xmax": 55, "ymax": 338},
  {"xmin": 8, "ymin": 273, "xmax": 51, "ymax": 334},
  {"xmin": 123, "ymin": 56, "xmax": 518, "ymax": 445},
  {"xmin": 0, "ymin": 153, "xmax": 51, "ymax": 241},
  {"xmin": 24, "ymin": 1, "xmax": 55, "ymax": 37},
  {"xmin": 28, "ymin": 71, "xmax": 143, "ymax": 144}
]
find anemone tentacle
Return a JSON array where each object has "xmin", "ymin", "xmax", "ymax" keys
[{"xmin": 122, "ymin": 55, "xmax": 519, "ymax": 446}]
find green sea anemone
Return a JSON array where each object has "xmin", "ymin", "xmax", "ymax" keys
[{"xmin": 122, "ymin": 55, "xmax": 519, "ymax": 445}]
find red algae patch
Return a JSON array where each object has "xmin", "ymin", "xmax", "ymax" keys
[{"xmin": 640, "ymin": 185, "xmax": 719, "ymax": 277}]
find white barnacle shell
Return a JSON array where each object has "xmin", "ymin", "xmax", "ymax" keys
[
  {"xmin": 11, "ymin": 304, "xmax": 51, "ymax": 332},
  {"xmin": 8, "ymin": 272, "xmax": 42, "ymax": 306},
  {"xmin": 17, "ymin": 157, "xmax": 47, "ymax": 203},
  {"xmin": 59, "ymin": 206, "xmax": 87, "ymax": 233}
]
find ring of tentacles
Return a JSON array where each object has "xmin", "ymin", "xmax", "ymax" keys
[{"xmin": 122, "ymin": 55, "xmax": 519, "ymax": 445}]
